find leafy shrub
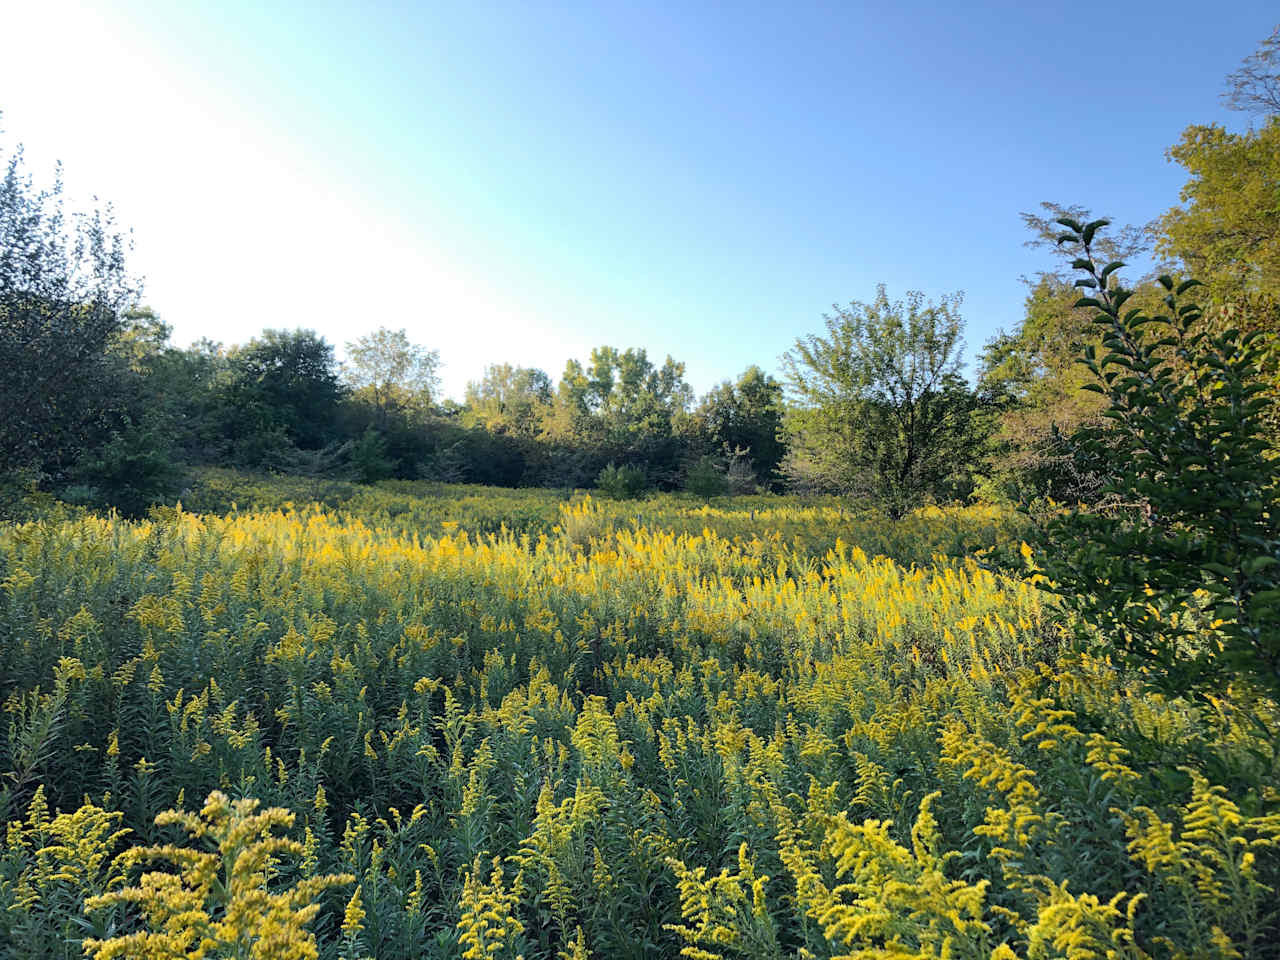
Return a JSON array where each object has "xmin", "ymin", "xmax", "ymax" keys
[
  {"xmin": 595, "ymin": 462, "xmax": 647, "ymax": 499},
  {"xmin": 684, "ymin": 456, "xmax": 729, "ymax": 499},
  {"xmin": 66, "ymin": 426, "xmax": 184, "ymax": 518},
  {"xmin": 349, "ymin": 427, "xmax": 396, "ymax": 483},
  {"xmin": 1039, "ymin": 217, "xmax": 1280, "ymax": 704}
]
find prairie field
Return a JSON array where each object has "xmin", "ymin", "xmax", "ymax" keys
[
  {"xmin": 4, "ymin": 7, "xmax": 1279, "ymax": 958},
  {"xmin": 1, "ymin": 484, "xmax": 1276, "ymax": 959}
]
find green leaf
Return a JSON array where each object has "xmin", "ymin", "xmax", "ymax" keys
[
  {"xmin": 1081, "ymin": 219, "xmax": 1110, "ymax": 245},
  {"xmin": 1244, "ymin": 555, "xmax": 1279, "ymax": 575}
]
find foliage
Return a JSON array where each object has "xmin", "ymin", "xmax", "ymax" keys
[
  {"xmin": 1152, "ymin": 27, "xmax": 1280, "ymax": 305},
  {"xmin": 222, "ymin": 329, "xmax": 345, "ymax": 455},
  {"xmin": 595, "ymin": 462, "xmax": 648, "ymax": 500},
  {"xmin": 464, "ymin": 364, "xmax": 554, "ymax": 437},
  {"xmin": 64, "ymin": 424, "xmax": 185, "ymax": 518},
  {"xmin": 344, "ymin": 327, "xmax": 440, "ymax": 427},
  {"xmin": 349, "ymin": 428, "xmax": 396, "ymax": 485},
  {"xmin": 0, "ymin": 478, "xmax": 1275, "ymax": 957},
  {"xmin": 977, "ymin": 204, "xmax": 1165, "ymax": 504},
  {"xmin": 0, "ymin": 135, "xmax": 139, "ymax": 478},
  {"xmin": 1157, "ymin": 118, "xmax": 1280, "ymax": 303},
  {"xmin": 541, "ymin": 346, "xmax": 693, "ymax": 486},
  {"xmin": 691, "ymin": 367, "xmax": 786, "ymax": 490},
  {"xmin": 684, "ymin": 456, "xmax": 729, "ymax": 499},
  {"xmin": 782, "ymin": 285, "xmax": 983, "ymax": 516},
  {"xmin": 550, "ymin": 347, "xmax": 692, "ymax": 440},
  {"xmin": 1038, "ymin": 217, "xmax": 1280, "ymax": 705},
  {"xmin": 724, "ymin": 450, "xmax": 758, "ymax": 496}
]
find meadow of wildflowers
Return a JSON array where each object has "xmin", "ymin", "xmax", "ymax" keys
[{"xmin": 1, "ymin": 486, "xmax": 1276, "ymax": 958}]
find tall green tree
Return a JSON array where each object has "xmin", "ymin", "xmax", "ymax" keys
[
  {"xmin": 464, "ymin": 364, "xmax": 553, "ymax": 437},
  {"xmin": 220, "ymin": 329, "xmax": 343, "ymax": 457},
  {"xmin": 343, "ymin": 327, "xmax": 440, "ymax": 427},
  {"xmin": 539, "ymin": 346, "xmax": 692, "ymax": 488},
  {"xmin": 1157, "ymin": 120, "xmax": 1280, "ymax": 301},
  {"xmin": 692, "ymin": 366, "xmax": 786, "ymax": 489},
  {"xmin": 549, "ymin": 347, "xmax": 690, "ymax": 444},
  {"xmin": 0, "ymin": 136, "xmax": 139, "ymax": 480},
  {"xmin": 1156, "ymin": 28, "xmax": 1280, "ymax": 302},
  {"xmin": 781, "ymin": 285, "xmax": 980, "ymax": 516}
]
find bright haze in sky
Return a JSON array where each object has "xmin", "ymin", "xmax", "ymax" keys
[{"xmin": 0, "ymin": 0, "xmax": 1272, "ymax": 400}]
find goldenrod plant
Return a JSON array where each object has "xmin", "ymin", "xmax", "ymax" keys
[
  {"xmin": 0, "ymin": 488, "xmax": 1275, "ymax": 957},
  {"xmin": 81, "ymin": 791, "xmax": 352, "ymax": 960}
]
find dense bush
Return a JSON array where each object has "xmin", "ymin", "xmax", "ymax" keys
[
  {"xmin": 684, "ymin": 455, "xmax": 729, "ymax": 498},
  {"xmin": 1040, "ymin": 218, "xmax": 1280, "ymax": 706},
  {"xmin": 595, "ymin": 462, "xmax": 648, "ymax": 499}
]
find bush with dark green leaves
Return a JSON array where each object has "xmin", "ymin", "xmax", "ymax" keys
[
  {"xmin": 1039, "ymin": 217, "xmax": 1280, "ymax": 706},
  {"xmin": 595, "ymin": 462, "xmax": 647, "ymax": 500},
  {"xmin": 349, "ymin": 427, "xmax": 396, "ymax": 484},
  {"xmin": 64, "ymin": 425, "xmax": 185, "ymax": 518},
  {"xmin": 684, "ymin": 455, "xmax": 729, "ymax": 499}
]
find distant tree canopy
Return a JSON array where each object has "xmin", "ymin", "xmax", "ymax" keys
[
  {"xmin": 782, "ymin": 285, "xmax": 981, "ymax": 516},
  {"xmin": 691, "ymin": 366, "xmax": 786, "ymax": 490},
  {"xmin": 1154, "ymin": 27, "xmax": 1280, "ymax": 307},
  {"xmin": 221, "ymin": 329, "xmax": 344, "ymax": 454},
  {"xmin": 548, "ymin": 347, "xmax": 692, "ymax": 444},
  {"xmin": 344, "ymin": 327, "xmax": 440, "ymax": 426},
  {"xmin": 7, "ymin": 23, "xmax": 1279, "ymax": 520},
  {"xmin": 464, "ymin": 364, "xmax": 553, "ymax": 437},
  {"xmin": 1157, "ymin": 119, "xmax": 1280, "ymax": 302}
]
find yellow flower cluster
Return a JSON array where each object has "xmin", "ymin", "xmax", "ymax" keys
[
  {"xmin": 82, "ymin": 791, "xmax": 352, "ymax": 960},
  {"xmin": 457, "ymin": 855, "xmax": 524, "ymax": 960}
]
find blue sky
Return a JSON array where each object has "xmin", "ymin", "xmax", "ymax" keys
[{"xmin": 1, "ymin": 1, "xmax": 1273, "ymax": 399}]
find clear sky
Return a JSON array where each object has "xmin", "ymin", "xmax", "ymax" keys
[{"xmin": 1, "ymin": 1, "xmax": 1273, "ymax": 400}]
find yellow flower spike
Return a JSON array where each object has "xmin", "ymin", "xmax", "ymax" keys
[
  {"xmin": 83, "ymin": 791, "xmax": 352, "ymax": 960},
  {"xmin": 341, "ymin": 884, "xmax": 366, "ymax": 937}
]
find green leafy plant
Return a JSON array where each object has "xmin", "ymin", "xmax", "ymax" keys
[
  {"xmin": 349, "ymin": 427, "xmax": 397, "ymax": 484},
  {"xmin": 684, "ymin": 456, "xmax": 729, "ymax": 499},
  {"xmin": 1038, "ymin": 216, "xmax": 1280, "ymax": 705},
  {"xmin": 781, "ymin": 285, "xmax": 981, "ymax": 516},
  {"xmin": 595, "ymin": 462, "xmax": 647, "ymax": 500}
]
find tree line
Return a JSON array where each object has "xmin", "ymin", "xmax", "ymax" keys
[{"xmin": 2, "ymin": 27, "xmax": 1278, "ymax": 517}]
